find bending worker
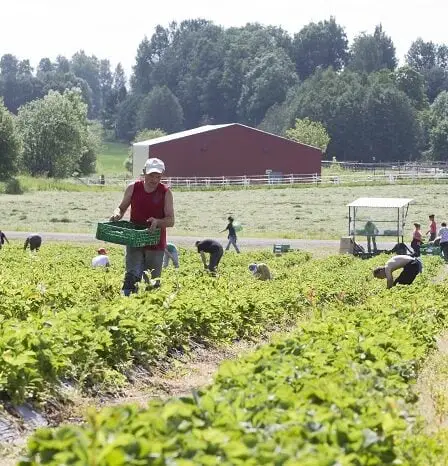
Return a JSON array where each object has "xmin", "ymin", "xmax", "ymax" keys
[
  {"xmin": 24, "ymin": 234, "xmax": 42, "ymax": 252},
  {"xmin": 195, "ymin": 239, "xmax": 223, "ymax": 276},
  {"xmin": 373, "ymin": 255, "xmax": 422, "ymax": 288}
]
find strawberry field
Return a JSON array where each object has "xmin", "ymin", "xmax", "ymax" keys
[{"xmin": 1, "ymin": 244, "xmax": 447, "ymax": 464}]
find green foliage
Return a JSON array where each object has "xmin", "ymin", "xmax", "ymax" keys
[
  {"xmin": 349, "ymin": 24, "xmax": 397, "ymax": 73},
  {"xmin": 285, "ymin": 117, "xmax": 330, "ymax": 151},
  {"xmin": 17, "ymin": 251, "xmax": 448, "ymax": 465},
  {"xmin": 115, "ymin": 94, "xmax": 143, "ymax": 142},
  {"xmin": 4, "ymin": 177, "xmax": 23, "ymax": 194},
  {"xmin": 292, "ymin": 16, "xmax": 349, "ymax": 80},
  {"xmin": 0, "ymin": 98, "xmax": 22, "ymax": 179},
  {"xmin": 394, "ymin": 65, "xmax": 428, "ymax": 110},
  {"xmin": 136, "ymin": 85, "xmax": 184, "ymax": 134},
  {"xmin": 237, "ymin": 50, "xmax": 298, "ymax": 126},
  {"xmin": 133, "ymin": 128, "xmax": 166, "ymax": 143},
  {"xmin": 17, "ymin": 89, "xmax": 94, "ymax": 178}
]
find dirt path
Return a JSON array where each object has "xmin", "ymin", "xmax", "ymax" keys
[
  {"xmin": 0, "ymin": 338, "xmax": 273, "ymax": 465},
  {"xmin": 5, "ymin": 230, "xmax": 398, "ymax": 255}
]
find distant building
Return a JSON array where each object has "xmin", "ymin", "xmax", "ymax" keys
[{"xmin": 132, "ymin": 123, "xmax": 321, "ymax": 179}]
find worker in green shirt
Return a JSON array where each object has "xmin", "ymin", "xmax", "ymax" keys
[{"xmin": 163, "ymin": 242, "xmax": 179, "ymax": 268}]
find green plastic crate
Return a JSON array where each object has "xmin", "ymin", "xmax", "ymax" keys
[{"xmin": 96, "ymin": 221, "xmax": 161, "ymax": 247}]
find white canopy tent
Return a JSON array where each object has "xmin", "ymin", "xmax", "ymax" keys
[{"xmin": 346, "ymin": 197, "xmax": 413, "ymax": 246}]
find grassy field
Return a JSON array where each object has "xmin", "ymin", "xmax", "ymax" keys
[
  {"xmin": 95, "ymin": 141, "xmax": 129, "ymax": 175},
  {"xmin": 0, "ymin": 182, "xmax": 446, "ymax": 240}
]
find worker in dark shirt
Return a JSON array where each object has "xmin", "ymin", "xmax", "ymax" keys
[
  {"xmin": 220, "ymin": 216, "xmax": 240, "ymax": 253},
  {"xmin": 0, "ymin": 230, "xmax": 9, "ymax": 249},
  {"xmin": 24, "ymin": 234, "xmax": 42, "ymax": 252},
  {"xmin": 195, "ymin": 239, "xmax": 224, "ymax": 276}
]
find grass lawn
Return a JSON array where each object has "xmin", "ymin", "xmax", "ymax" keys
[
  {"xmin": 0, "ymin": 182, "xmax": 446, "ymax": 240},
  {"xmin": 95, "ymin": 141, "xmax": 129, "ymax": 176}
]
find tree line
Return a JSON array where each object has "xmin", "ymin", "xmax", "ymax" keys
[{"xmin": 2, "ymin": 17, "xmax": 448, "ymax": 180}]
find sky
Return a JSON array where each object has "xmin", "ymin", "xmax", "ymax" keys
[{"xmin": 1, "ymin": 0, "xmax": 447, "ymax": 79}]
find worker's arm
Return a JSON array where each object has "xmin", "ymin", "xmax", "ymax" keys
[
  {"xmin": 147, "ymin": 190, "xmax": 175, "ymax": 232},
  {"xmin": 3, "ymin": 234, "xmax": 9, "ymax": 244},
  {"xmin": 164, "ymin": 248, "xmax": 174, "ymax": 261},
  {"xmin": 384, "ymin": 267, "xmax": 394, "ymax": 289},
  {"xmin": 23, "ymin": 238, "xmax": 29, "ymax": 251},
  {"xmin": 110, "ymin": 183, "xmax": 135, "ymax": 221},
  {"xmin": 200, "ymin": 251, "xmax": 208, "ymax": 268}
]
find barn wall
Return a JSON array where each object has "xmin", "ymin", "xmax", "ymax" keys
[{"xmin": 144, "ymin": 124, "xmax": 321, "ymax": 177}]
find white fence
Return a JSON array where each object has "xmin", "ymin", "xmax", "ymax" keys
[{"xmin": 80, "ymin": 170, "xmax": 448, "ymax": 188}]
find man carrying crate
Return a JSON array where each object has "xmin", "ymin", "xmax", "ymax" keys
[{"xmin": 110, "ymin": 158, "xmax": 175, "ymax": 295}]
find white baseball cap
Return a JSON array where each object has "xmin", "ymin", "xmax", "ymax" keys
[{"xmin": 144, "ymin": 158, "xmax": 165, "ymax": 174}]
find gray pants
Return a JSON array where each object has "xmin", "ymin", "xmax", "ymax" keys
[
  {"xmin": 163, "ymin": 250, "xmax": 179, "ymax": 268},
  {"xmin": 225, "ymin": 235, "xmax": 240, "ymax": 253},
  {"xmin": 123, "ymin": 247, "xmax": 164, "ymax": 295}
]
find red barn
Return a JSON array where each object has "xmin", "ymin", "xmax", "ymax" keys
[{"xmin": 132, "ymin": 123, "xmax": 321, "ymax": 178}]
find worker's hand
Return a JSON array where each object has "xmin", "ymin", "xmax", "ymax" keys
[
  {"xmin": 147, "ymin": 217, "xmax": 158, "ymax": 232},
  {"xmin": 110, "ymin": 209, "xmax": 122, "ymax": 222}
]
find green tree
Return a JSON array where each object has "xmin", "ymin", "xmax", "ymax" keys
[
  {"xmin": 292, "ymin": 17, "xmax": 348, "ymax": 80},
  {"xmin": 115, "ymin": 94, "xmax": 142, "ymax": 142},
  {"xmin": 0, "ymin": 98, "xmax": 22, "ymax": 179},
  {"xmin": 362, "ymin": 82, "xmax": 419, "ymax": 161},
  {"xmin": 237, "ymin": 49, "xmax": 298, "ymax": 126},
  {"xmin": 292, "ymin": 17, "xmax": 348, "ymax": 79},
  {"xmin": 427, "ymin": 119, "xmax": 448, "ymax": 160},
  {"xmin": 17, "ymin": 89, "xmax": 92, "ymax": 178},
  {"xmin": 349, "ymin": 24, "xmax": 397, "ymax": 73},
  {"xmin": 133, "ymin": 128, "xmax": 166, "ymax": 142},
  {"xmin": 406, "ymin": 38, "xmax": 437, "ymax": 71},
  {"xmin": 394, "ymin": 65, "xmax": 428, "ymax": 110},
  {"xmin": 71, "ymin": 50, "xmax": 101, "ymax": 118},
  {"xmin": 136, "ymin": 85, "xmax": 184, "ymax": 134},
  {"xmin": 77, "ymin": 120, "xmax": 102, "ymax": 175},
  {"xmin": 285, "ymin": 117, "xmax": 330, "ymax": 151}
]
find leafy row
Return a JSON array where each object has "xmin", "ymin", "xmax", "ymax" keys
[
  {"xmin": 0, "ymin": 245, "xmax": 370, "ymax": 403},
  {"xmin": 19, "ymin": 252, "xmax": 448, "ymax": 464}
]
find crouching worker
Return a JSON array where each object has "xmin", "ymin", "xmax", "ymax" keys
[
  {"xmin": 195, "ymin": 239, "xmax": 223, "ymax": 276},
  {"xmin": 248, "ymin": 263, "xmax": 272, "ymax": 280},
  {"xmin": 92, "ymin": 248, "xmax": 110, "ymax": 267},
  {"xmin": 373, "ymin": 255, "xmax": 422, "ymax": 288}
]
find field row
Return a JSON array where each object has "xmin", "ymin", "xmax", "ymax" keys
[
  {"xmin": 0, "ymin": 245, "xmax": 373, "ymax": 405},
  {"xmin": 18, "ymin": 252, "xmax": 448, "ymax": 464}
]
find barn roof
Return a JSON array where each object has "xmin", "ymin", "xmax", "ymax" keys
[
  {"xmin": 132, "ymin": 123, "xmax": 321, "ymax": 151},
  {"xmin": 133, "ymin": 124, "xmax": 233, "ymax": 146},
  {"xmin": 346, "ymin": 197, "xmax": 413, "ymax": 208}
]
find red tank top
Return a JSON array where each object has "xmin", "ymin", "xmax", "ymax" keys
[{"xmin": 130, "ymin": 181, "xmax": 168, "ymax": 250}]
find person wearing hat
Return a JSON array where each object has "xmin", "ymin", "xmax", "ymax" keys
[
  {"xmin": 92, "ymin": 248, "xmax": 110, "ymax": 267},
  {"xmin": 110, "ymin": 157, "xmax": 175, "ymax": 295},
  {"xmin": 248, "ymin": 263, "xmax": 272, "ymax": 281}
]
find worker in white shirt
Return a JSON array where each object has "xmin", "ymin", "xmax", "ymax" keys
[
  {"xmin": 92, "ymin": 248, "xmax": 110, "ymax": 267},
  {"xmin": 248, "ymin": 263, "xmax": 272, "ymax": 280},
  {"xmin": 373, "ymin": 255, "xmax": 422, "ymax": 288}
]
